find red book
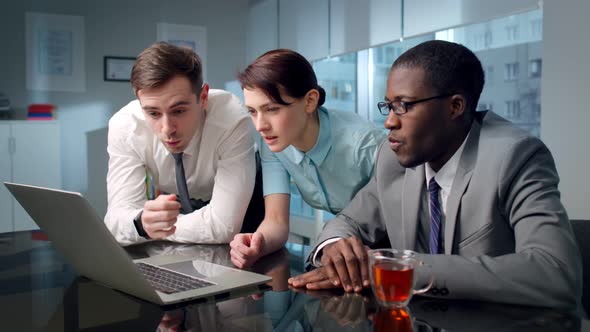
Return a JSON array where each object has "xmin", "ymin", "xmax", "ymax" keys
[
  {"xmin": 31, "ymin": 230, "xmax": 49, "ymax": 241},
  {"xmin": 28, "ymin": 104, "xmax": 55, "ymax": 114}
]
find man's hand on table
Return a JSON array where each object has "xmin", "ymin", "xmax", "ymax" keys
[
  {"xmin": 142, "ymin": 194, "xmax": 180, "ymax": 239},
  {"xmin": 290, "ymin": 237, "xmax": 371, "ymax": 292}
]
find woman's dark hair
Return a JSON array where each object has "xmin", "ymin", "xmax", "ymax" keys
[
  {"xmin": 238, "ymin": 49, "xmax": 326, "ymax": 106},
  {"xmin": 131, "ymin": 42, "xmax": 203, "ymax": 95}
]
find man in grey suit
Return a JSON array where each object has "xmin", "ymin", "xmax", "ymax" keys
[{"xmin": 288, "ymin": 40, "xmax": 582, "ymax": 310}]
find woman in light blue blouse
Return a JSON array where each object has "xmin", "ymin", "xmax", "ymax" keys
[{"xmin": 229, "ymin": 49, "xmax": 386, "ymax": 268}]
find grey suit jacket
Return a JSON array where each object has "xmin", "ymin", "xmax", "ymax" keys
[{"xmin": 311, "ymin": 111, "xmax": 582, "ymax": 310}]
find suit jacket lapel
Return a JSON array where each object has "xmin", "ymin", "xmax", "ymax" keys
[
  {"xmin": 444, "ymin": 113, "xmax": 484, "ymax": 254},
  {"xmin": 402, "ymin": 165, "xmax": 425, "ymax": 250}
]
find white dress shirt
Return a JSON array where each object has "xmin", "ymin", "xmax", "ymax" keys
[
  {"xmin": 105, "ymin": 89, "xmax": 256, "ymax": 245},
  {"xmin": 418, "ymin": 135, "xmax": 468, "ymax": 252}
]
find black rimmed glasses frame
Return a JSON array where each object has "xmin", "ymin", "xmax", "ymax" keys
[{"xmin": 377, "ymin": 93, "xmax": 455, "ymax": 116}]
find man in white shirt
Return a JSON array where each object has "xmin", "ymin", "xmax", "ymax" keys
[
  {"xmin": 105, "ymin": 42, "xmax": 256, "ymax": 245},
  {"xmin": 288, "ymin": 40, "xmax": 581, "ymax": 310}
]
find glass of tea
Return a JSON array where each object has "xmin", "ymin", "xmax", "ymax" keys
[{"xmin": 369, "ymin": 249, "xmax": 433, "ymax": 308}]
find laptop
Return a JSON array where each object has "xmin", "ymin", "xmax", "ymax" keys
[{"xmin": 4, "ymin": 182, "xmax": 271, "ymax": 306}]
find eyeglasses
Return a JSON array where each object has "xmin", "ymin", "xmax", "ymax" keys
[{"xmin": 377, "ymin": 93, "xmax": 454, "ymax": 116}]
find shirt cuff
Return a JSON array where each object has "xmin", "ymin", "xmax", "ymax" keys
[{"xmin": 311, "ymin": 237, "xmax": 342, "ymax": 267}]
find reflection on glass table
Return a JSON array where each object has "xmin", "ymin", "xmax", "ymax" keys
[{"xmin": 0, "ymin": 231, "xmax": 583, "ymax": 331}]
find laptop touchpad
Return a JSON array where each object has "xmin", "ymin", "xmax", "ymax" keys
[{"xmin": 161, "ymin": 260, "xmax": 232, "ymax": 279}]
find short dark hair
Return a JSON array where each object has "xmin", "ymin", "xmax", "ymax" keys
[
  {"xmin": 131, "ymin": 42, "xmax": 203, "ymax": 95},
  {"xmin": 392, "ymin": 40, "xmax": 485, "ymax": 113},
  {"xmin": 238, "ymin": 49, "xmax": 326, "ymax": 106}
]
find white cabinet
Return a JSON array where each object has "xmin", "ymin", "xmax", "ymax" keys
[{"xmin": 0, "ymin": 121, "xmax": 61, "ymax": 232}]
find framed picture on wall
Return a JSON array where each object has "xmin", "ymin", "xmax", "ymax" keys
[
  {"xmin": 104, "ymin": 56, "xmax": 136, "ymax": 82},
  {"xmin": 26, "ymin": 12, "xmax": 86, "ymax": 92}
]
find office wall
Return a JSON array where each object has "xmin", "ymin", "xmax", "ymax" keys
[
  {"xmin": 0, "ymin": 0, "xmax": 248, "ymax": 197},
  {"xmin": 542, "ymin": 0, "xmax": 590, "ymax": 219},
  {"xmin": 247, "ymin": 0, "xmax": 278, "ymax": 63}
]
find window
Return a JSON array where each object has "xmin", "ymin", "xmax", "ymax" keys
[
  {"xmin": 484, "ymin": 30, "xmax": 493, "ymax": 47},
  {"xmin": 477, "ymin": 102, "xmax": 493, "ymax": 112},
  {"xmin": 529, "ymin": 59, "xmax": 542, "ymax": 78},
  {"xmin": 385, "ymin": 47, "xmax": 395, "ymax": 64},
  {"xmin": 531, "ymin": 19, "xmax": 542, "ymax": 39},
  {"xmin": 436, "ymin": 9, "xmax": 542, "ymax": 137},
  {"xmin": 533, "ymin": 103, "xmax": 541, "ymax": 120},
  {"xmin": 295, "ymin": 8, "xmax": 544, "ymax": 222},
  {"xmin": 486, "ymin": 65, "xmax": 494, "ymax": 84},
  {"xmin": 506, "ymin": 25, "xmax": 519, "ymax": 41},
  {"xmin": 504, "ymin": 62, "xmax": 519, "ymax": 81},
  {"xmin": 374, "ymin": 48, "xmax": 383, "ymax": 64},
  {"xmin": 313, "ymin": 53, "xmax": 357, "ymax": 113},
  {"xmin": 505, "ymin": 100, "xmax": 521, "ymax": 119}
]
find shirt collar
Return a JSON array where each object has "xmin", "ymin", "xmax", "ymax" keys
[
  {"xmin": 293, "ymin": 107, "xmax": 332, "ymax": 165},
  {"xmin": 425, "ymin": 131, "xmax": 470, "ymax": 192}
]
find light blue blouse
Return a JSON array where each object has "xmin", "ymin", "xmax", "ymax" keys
[{"xmin": 260, "ymin": 107, "xmax": 387, "ymax": 214}]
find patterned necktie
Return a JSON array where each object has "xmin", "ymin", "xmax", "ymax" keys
[
  {"xmin": 172, "ymin": 153, "xmax": 193, "ymax": 214},
  {"xmin": 429, "ymin": 178, "xmax": 442, "ymax": 254}
]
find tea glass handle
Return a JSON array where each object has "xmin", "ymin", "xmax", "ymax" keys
[{"xmin": 412, "ymin": 262, "xmax": 434, "ymax": 295}]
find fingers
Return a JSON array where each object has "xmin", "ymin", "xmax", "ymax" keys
[
  {"xmin": 142, "ymin": 194, "xmax": 181, "ymax": 239},
  {"xmin": 230, "ymin": 234, "xmax": 249, "ymax": 268},
  {"xmin": 321, "ymin": 241, "xmax": 342, "ymax": 287},
  {"xmin": 230, "ymin": 233, "xmax": 251, "ymax": 251},
  {"xmin": 142, "ymin": 213, "xmax": 178, "ymax": 239},
  {"xmin": 337, "ymin": 245, "xmax": 358, "ymax": 292},
  {"xmin": 321, "ymin": 237, "xmax": 366, "ymax": 292},
  {"xmin": 143, "ymin": 210, "xmax": 179, "ymax": 224},
  {"xmin": 306, "ymin": 279, "xmax": 339, "ymax": 290},
  {"xmin": 145, "ymin": 194, "xmax": 181, "ymax": 211},
  {"xmin": 230, "ymin": 233, "xmax": 257, "ymax": 254},
  {"xmin": 288, "ymin": 268, "xmax": 328, "ymax": 288},
  {"xmin": 164, "ymin": 194, "xmax": 178, "ymax": 201},
  {"xmin": 229, "ymin": 232, "xmax": 265, "ymax": 269},
  {"xmin": 251, "ymin": 231, "xmax": 264, "ymax": 250},
  {"xmin": 230, "ymin": 249, "xmax": 248, "ymax": 268},
  {"xmin": 149, "ymin": 225, "xmax": 177, "ymax": 239},
  {"xmin": 352, "ymin": 244, "xmax": 371, "ymax": 289}
]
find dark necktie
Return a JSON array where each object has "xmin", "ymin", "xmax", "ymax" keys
[
  {"xmin": 172, "ymin": 153, "xmax": 193, "ymax": 214},
  {"xmin": 429, "ymin": 178, "xmax": 442, "ymax": 254}
]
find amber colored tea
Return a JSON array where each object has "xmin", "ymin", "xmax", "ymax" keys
[
  {"xmin": 372, "ymin": 261, "xmax": 414, "ymax": 303},
  {"xmin": 374, "ymin": 307, "xmax": 413, "ymax": 332}
]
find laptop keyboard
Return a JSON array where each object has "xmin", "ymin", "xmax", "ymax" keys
[{"xmin": 136, "ymin": 262, "xmax": 215, "ymax": 294}]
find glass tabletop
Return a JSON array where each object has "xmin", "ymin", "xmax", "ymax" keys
[{"xmin": 0, "ymin": 231, "xmax": 583, "ymax": 331}]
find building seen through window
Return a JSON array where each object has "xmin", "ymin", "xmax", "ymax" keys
[{"xmin": 291, "ymin": 8, "xmax": 543, "ymax": 220}]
